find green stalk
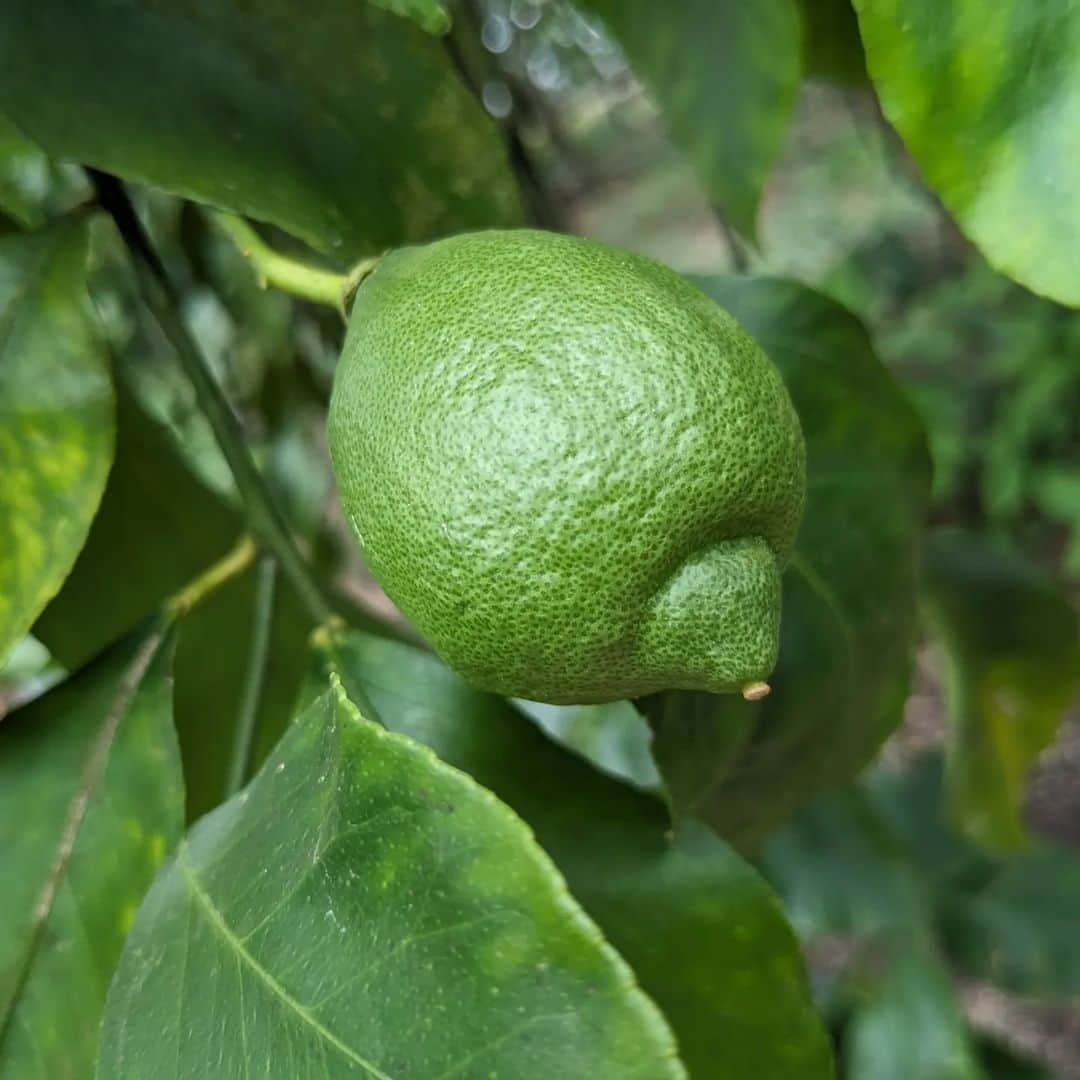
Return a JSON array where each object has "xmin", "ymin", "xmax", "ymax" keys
[
  {"xmin": 210, "ymin": 212, "xmax": 349, "ymax": 310},
  {"xmin": 90, "ymin": 171, "xmax": 333, "ymax": 625},
  {"xmin": 226, "ymin": 555, "xmax": 278, "ymax": 797}
]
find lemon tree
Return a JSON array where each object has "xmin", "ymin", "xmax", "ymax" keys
[{"xmin": 2, "ymin": 2, "xmax": 1078, "ymax": 1078}]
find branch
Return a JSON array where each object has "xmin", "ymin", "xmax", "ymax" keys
[{"xmin": 89, "ymin": 170, "xmax": 334, "ymax": 624}]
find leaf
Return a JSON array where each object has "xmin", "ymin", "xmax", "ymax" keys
[
  {"xmin": 0, "ymin": 622, "xmax": 183, "ymax": 1078},
  {"xmin": 369, "ymin": 0, "xmax": 450, "ymax": 36},
  {"xmin": 577, "ymin": 0, "xmax": 801, "ymax": 234},
  {"xmin": 318, "ymin": 628, "xmax": 834, "ymax": 1079},
  {"xmin": 760, "ymin": 786, "xmax": 928, "ymax": 940},
  {"xmin": 0, "ymin": 1, "xmax": 520, "ymax": 259},
  {"xmin": 512, "ymin": 698, "xmax": 661, "ymax": 791},
  {"xmin": 0, "ymin": 221, "xmax": 114, "ymax": 665},
  {"xmin": 846, "ymin": 943, "xmax": 982, "ymax": 1080},
  {"xmin": 853, "ymin": 0, "xmax": 1080, "ymax": 307},
  {"xmin": 0, "ymin": 113, "xmax": 87, "ymax": 229},
  {"xmin": 946, "ymin": 843, "xmax": 1080, "ymax": 999},
  {"xmin": 922, "ymin": 531, "xmax": 1080, "ymax": 852},
  {"xmin": 650, "ymin": 276, "xmax": 930, "ymax": 849},
  {"xmin": 98, "ymin": 676, "xmax": 685, "ymax": 1079}
]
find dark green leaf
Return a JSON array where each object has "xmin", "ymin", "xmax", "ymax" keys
[
  {"xmin": 0, "ymin": 623, "xmax": 183, "ymax": 1077},
  {"xmin": 318, "ymin": 628, "xmax": 834, "ymax": 1079},
  {"xmin": 0, "ymin": 113, "xmax": 88, "ymax": 229},
  {"xmin": 578, "ymin": 0, "xmax": 801, "ymax": 233},
  {"xmin": 947, "ymin": 844, "xmax": 1080, "ymax": 999},
  {"xmin": 923, "ymin": 531, "xmax": 1080, "ymax": 851},
  {"xmin": 853, "ymin": 0, "xmax": 1080, "ymax": 306},
  {"xmin": 760, "ymin": 786, "xmax": 928, "ymax": 939},
  {"xmin": 0, "ymin": 221, "xmax": 114, "ymax": 664},
  {"xmin": 98, "ymin": 676, "xmax": 684, "ymax": 1079},
  {"xmin": 513, "ymin": 698, "xmax": 661, "ymax": 790},
  {"xmin": 0, "ymin": 1, "xmax": 520, "ymax": 258},
  {"xmin": 846, "ymin": 943, "xmax": 982, "ymax": 1080},
  {"xmin": 652, "ymin": 276, "xmax": 930, "ymax": 848}
]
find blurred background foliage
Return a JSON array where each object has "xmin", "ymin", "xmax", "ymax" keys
[{"xmin": 1, "ymin": 0, "xmax": 1078, "ymax": 1075}]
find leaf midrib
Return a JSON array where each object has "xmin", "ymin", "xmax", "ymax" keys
[{"xmin": 176, "ymin": 849, "xmax": 396, "ymax": 1080}]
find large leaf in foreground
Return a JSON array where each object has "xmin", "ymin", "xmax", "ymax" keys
[
  {"xmin": 923, "ymin": 531, "xmax": 1080, "ymax": 852},
  {"xmin": 579, "ymin": 0, "xmax": 800, "ymax": 234},
  {"xmin": 0, "ymin": 1, "xmax": 519, "ymax": 258},
  {"xmin": 319, "ymin": 628, "xmax": 833, "ymax": 1079},
  {"xmin": 0, "ymin": 222, "xmax": 113, "ymax": 663},
  {"xmin": 0, "ymin": 623, "xmax": 182, "ymax": 1078},
  {"xmin": 651, "ymin": 277, "xmax": 930, "ymax": 848},
  {"xmin": 99, "ymin": 677, "xmax": 683, "ymax": 1078},
  {"xmin": 854, "ymin": 0, "xmax": 1080, "ymax": 306}
]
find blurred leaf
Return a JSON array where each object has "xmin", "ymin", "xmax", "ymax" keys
[
  {"xmin": 0, "ymin": 1, "xmax": 519, "ymax": 259},
  {"xmin": 760, "ymin": 786, "xmax": 928, "ymax": 940},
  {"xmin": 651, "ymin": 277, "xmax": 930, "ymax": 848},
  {"xmin": 0, "ymin": 623, "xmax": 183, "ymax": 1077},
  {"xmin": 579, "ymin": 0, "xmax": 801, "ymax": 233},
  {"xmin": 846, "ymin": 942, "xmax": 983, "ymax": 1080},
  {"xmin": 370, "ymin": 0, "xmax": 450, "ymax": 36},
  {"xmin": 0, "ymin": 112, "xmax": 88, "ymax": 230},
  {"xmin": 318, "ymin": 628, "xmax": 834, "ymax": 1079},
  {"xmin": 99, "ymin": 676, "xmax": 685, "ymax": 1079},
  {"xmin": 0, "ymin": 222, "xmax": 114, "ymax": 665},
  {"xmin": 797, "ymin": 0, "xmax": 867, "ymax": 84},
  {"xmin": 853, "ymin": 0, "xmax": 1080, "ymax": 307},
  {"xmin": 946, "ymin": 844, "xmax": 1080, "ymax": 999},
  {"xmin": 923, "ymin": 531, "xmax": 1080, "ymax": 852}
]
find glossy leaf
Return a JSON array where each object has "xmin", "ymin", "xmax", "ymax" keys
[
  {"xmin": 854, "ymin": 0, "xmax": 1080, "ymax": 306},
  {"xmin": 98, "ymin": 676, "xmax": 684, "ymax": 1079},
  {"xmin": 578, "ymin": 0, "xmax": 801, "ymax": 234},
  {"xmin": 370, "ymin": 0, "xmax": 450, "ymax": 36},
  {"xmin": 0, "ymin": 113, "xmax": 87, "ymax": 229},
  {"xmin": 846, "ymin": 943, "xmax": 982, "ymax": 1080},
  {"xmin": 0, "ymin": 222, "xmax": 114, "ymax": 664},
  {"xmin": 923, "ymin": 531, "xmax": 1080, "ymax": 852},
  {"xmin": 650, "ymin": 276, "xmax": 930, "ymax": 848},
  {"xmin": 0, "ymin": 623, "xmax": 183, "ymax": 1078},
  {"xmin": 0, "ymin": 1, "xmax": 519, "ymax": 259},
  {"xmin": 317, "ymin": 628, "xmax": 834, "ymax": 1079}
]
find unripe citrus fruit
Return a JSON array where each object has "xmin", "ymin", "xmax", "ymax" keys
[{"xmin": 329, "ymin": 230, "xmax": 805, "ymax": 705}]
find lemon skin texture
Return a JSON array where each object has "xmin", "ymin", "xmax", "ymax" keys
[{"xmin": 329, "ymin": 229, "xmax": 805, "ymax": 705}]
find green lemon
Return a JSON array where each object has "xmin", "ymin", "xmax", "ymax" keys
[{"xmin": 329, "ymin": 229, "xmax": 805, "ymax": 705}]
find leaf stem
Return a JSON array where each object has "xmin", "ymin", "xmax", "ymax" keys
[
  {"xmin": 210, "ymin": 212, "xmax": 350, "ymax": 310},
  {"xmin": 89, "ymin": 171, "xmax": 334, "ymax": 625},
  {"xmin": 166, "ymin": 535, "xmax": 258, "ymax": 622},
  {"xmin": 226, "ymin": 555, "xmax": 278, "ymax": 797}
]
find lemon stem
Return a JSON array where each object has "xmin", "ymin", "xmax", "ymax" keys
[
  {"xmin": 210, "ymin": 212, "xmax": 350, "ymax": 310},
  {"xmin": 741, "ymin": 681, "xmax": 771, "ymax": 702},
  {"xmin": 165, "ymin": 535, "xmax": 257, "ymax": 621}
]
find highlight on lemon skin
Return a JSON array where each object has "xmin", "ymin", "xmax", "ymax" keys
[{"xmin": 328, "ymin": 228, "xmax": 806, "ymax": 706}]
